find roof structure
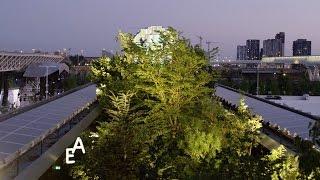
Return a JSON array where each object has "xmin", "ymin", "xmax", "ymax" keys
[
  {"xmin": 23, "ymin": 62, "xmax": 69, "ymax": 78},
  {"xmin": 267, "ymin": 96, "xmax": 320, "ymax": 117},
  {"xmin": 262, "ymin": 56, "xmax": 320, "ymax": 65},
  {"xmin": 0, "ymin": 85, "xmax": 96, "ymax": 168},
  {"xmin": 215, "ymin": 86, "xmax": 316, "ymax": 140},
  {"xmin": 0, "ymin": 52, "xmax": 64, "ymax": 72}
]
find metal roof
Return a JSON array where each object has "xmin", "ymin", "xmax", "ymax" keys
[
  {"xmin": 0, "ymin": 85, "xmax": 96, "ymax": 167},
  {"xmin": 23, "ymin": 62, "xmax": 69, "ymax": 78},
  {"xmin": 266, "ymin": 96, "xmax": 320, "ymax": 117},
  {"xmin": 262, "ymin": 56, "xmax": 320, "ymax": 65},
  {"xmin": 215, "ymin": 86, "xmax": 315, "ymax": 140},
  {"xmin": 0, "ymin": 53, "xmax": 64, "ymax": 72}
]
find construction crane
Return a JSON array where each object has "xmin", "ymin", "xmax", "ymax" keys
[
  {"xmin": 206, "ymin": 41, "xmax": 219, "ymax": 60},
  {"xmin": 196, "ymin": 36, "xmax": 203, "ymax": 49},
  {"xmin": 206, "ymin": 41, "xmax": 219, "ymax": 53}
]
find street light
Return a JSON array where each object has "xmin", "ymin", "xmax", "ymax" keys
[
  {"xmin": 39, "ymin": 65, "xmax": 58, "ymax": 99},
  {"xmin": 256, "ymin": 62, "xmax": 260, "ymax": 96}
]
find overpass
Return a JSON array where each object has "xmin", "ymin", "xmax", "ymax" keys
[
  {"xmin": 214, "ymin": 56, "xmax": 320, "ymax": 81},
  {"xmin": 0, "ymin": 84, "xmax": 99, "ymax": 180},
  {"xmin": 214, "ymin": 56, "xmax": 320, "ymax": 66}
]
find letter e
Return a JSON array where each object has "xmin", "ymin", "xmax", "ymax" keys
[{"xmin": 66, "ymin": 148, "xmax": 75, "ymax": 164}]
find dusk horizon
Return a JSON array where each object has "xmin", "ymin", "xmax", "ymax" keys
[
  {"xmin": 2, "ymin": 1, "xmax": 320, "ymax": 179},
  {"xmin": 1, "ymin": 0, "xmax": 320, "ymax": 57}
]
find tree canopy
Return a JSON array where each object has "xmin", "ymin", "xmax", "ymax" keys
[{"xmin": 69, "ymin": 27, "xmax": 314, "ymax": 179}]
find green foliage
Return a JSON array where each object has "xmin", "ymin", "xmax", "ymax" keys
[
  {"xmin": 267, "ymin": 145, "xmax": 300, "ymax": 180},
  {"xmin": 70, "ymin": 27, "xmax": 310, "ymax": 179},
  {"xmin": 63, "ymin": 75, "xmax": 78, "ymax": 91},
  {"xmin": 70, "ymin": 92, "xmax": 142, "ymax": 179}
]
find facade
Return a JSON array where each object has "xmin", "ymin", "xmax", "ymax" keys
[
  {"xmin": 237, "ymin": 45, "xmax": 247, "ymax": 60},
  {"xmin": 275, "ymin": 32, "xmax": 285, "ymax": 56},
  {"xmin": 263, "ymin": 39, "xmax": 283, "ymax": 57},
  {"xmin": 246, "ymin": 40, "xmax": 260, "ymax": 60},
  {"xmin": 260, "ymin": 48, "xmax": 264, "ymax": 60},
  {"xmin": 262, "ymin": 32, "xmax": 285, "ymax": 57},
  {"xmin": 293, "ymin": 39, "xmax": 311, "ymax": 56}
]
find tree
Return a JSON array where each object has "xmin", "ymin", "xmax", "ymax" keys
[
  {"xmin": 267, "ymin": 145, "xmax": 300, "ymax": 180},
  {"xmin": 62, "ymin": 75, "xmax": 77, "ymax": 91},
  {"xmin": 70, "ymin": 27, "xmax": 308, "ymax": 179},
  {"xmin": 70, "ymin": 92, "xmax": 143, "ymax": 179}
]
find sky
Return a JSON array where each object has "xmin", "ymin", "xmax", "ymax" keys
[{"xmin": 0, "ymin": 0, "xmax": 320, "ymax": 58}]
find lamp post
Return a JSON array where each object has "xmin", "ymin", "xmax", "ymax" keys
[
  {"xmin": 39, "ymin": 65, "xmax": 57, "ymax": 99},
  {"xmin": 256, "ymin": 62, "xmax": 260, "ymax": 96}
]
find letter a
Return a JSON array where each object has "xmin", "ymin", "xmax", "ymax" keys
[{"xmin": 73, "ymin": 137, "xmax": 85, "ymax": 154}]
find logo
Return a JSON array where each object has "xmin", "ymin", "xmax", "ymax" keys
[{"xmin": 66, "ymin": 137, "xmax": 85, "ymax": 164}]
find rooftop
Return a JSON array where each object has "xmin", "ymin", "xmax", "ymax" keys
[
  {"xmin": 0, "ymin": 85, "xmax": 96, "ymax": 168},
  {"xmin": 265, "ymin": 95, "xmax": 320, "ymax": 117},
  {"xmin": 215, "ymin": 85, "xmax": 316, "ymax": 141}
]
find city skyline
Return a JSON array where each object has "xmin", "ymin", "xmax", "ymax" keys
[{"xmin": 0, "ymin": 0, "xmax": 320, "ymax": 57}]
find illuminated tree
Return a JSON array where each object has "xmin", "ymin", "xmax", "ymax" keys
[
  {"xmin": 70, "ymin": 27, "xmax": 309, "ymax": 179},
  {"xmin": 267, "ymin": 145, "xmax": 300, "ymax": 180}
]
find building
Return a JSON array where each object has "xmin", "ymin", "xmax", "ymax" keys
[
  {"xmin": 275, "ymin": 32, "xmax": 285, "ymax": 56},
  {"xmin": 260, "ymin": 48, "xmax": 264, "ymax": 60},
  {"xmin": 293, "ymin": 39, "xmax": 311, "ymax": 56},
  {"xmin": 246, "ymin": 40, "xmax": 260, "ymax": 60},
  {"xmin": 262, "ymin": 32, "xmax": 285, "ymax": 57},
  {"xmin": 263, "ymin": 39, "xmax": 283, "ymax": 57},
  {"xmin": 101, "ymin": 49, "xmax": 113, "ymax": 58},
  {"xmin": 237, "ymin": 45, "xmax": 247, "ymax": 60}
]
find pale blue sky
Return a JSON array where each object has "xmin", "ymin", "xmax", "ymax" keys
[{"xmin": 0, "ymin": 0, "xmax": 319, "ymax": 57}]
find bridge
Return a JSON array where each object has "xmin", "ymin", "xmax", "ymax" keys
[
  {"xmin": 0, "ymin": 84, "xmax": 99, "ymax": 180},
  {"xmin": 214, "ymin": 56, "xmax": 320, "ymax": 81},
  {"xmin": 0, "ymin": 52, "xmax": 64, "ymax": 72},
  {"xmin": 214, "ymin": 56, "xmax": 320, "ymax": 65}
]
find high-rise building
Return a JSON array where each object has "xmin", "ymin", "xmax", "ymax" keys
[
  {"xmin": 237, "ymin": 45, "xmax": 247, "ymax": 60},
  {"xmin": 260, "ymin": 48, "xmax": 263, "ymax": 60},
  {"xmin": 293, "ymin": 39, "xmax": 311, "ymax": 56},
  {"xmin": 275, "ymin": 32, "xmax": 285, "ymax": 44},
  {"xmin": 263, "ymin": 39, "xmax": 282, "ymax": 57},
  {"xmin": 262, "ymin": 32, "xmax": 285, "ymax": 57},
  {"xmin": 275, "ymin": 32, "xmax": 285, "ymax": 56},
  {"xmin": 246, "ymin": 40, "xmax": 260, "ymax": 60}
]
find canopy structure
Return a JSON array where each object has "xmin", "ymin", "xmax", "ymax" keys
[
  {"xmin": 215, "ymin": 85, "xmax": 316, "ymax": 140},
  {"xmin": 262, "ymin": 56, "xmax": 320, "ymax": 65},
  {"xmin": 23, "ymin": 62, "xmax": 69, "ymax": 78},
  {"xmin": 0, "ymin": 85, "xmax": 96, "ymax": 168},
  {"xmin": 0, "ymin": 52, "xmax": 64, "ymax": 72}
]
